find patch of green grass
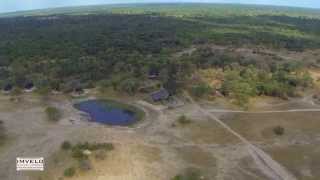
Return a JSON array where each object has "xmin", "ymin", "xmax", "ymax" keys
[
  {"xmin": 45, "ymin": 106, "xmax": 62, "ymax": 122},
  {"xmin": 63, "ymin": 167, "xmax": 75, "ymax": 177}
]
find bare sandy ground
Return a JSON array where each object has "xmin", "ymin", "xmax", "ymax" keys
[{"xmin": 0, "ymin": 92, "xmax": 319, "ymax": 180}]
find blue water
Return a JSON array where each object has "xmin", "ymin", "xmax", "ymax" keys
[{"xmin": 74, "ymin": 100, "xmax": 136, "ymax": 126}]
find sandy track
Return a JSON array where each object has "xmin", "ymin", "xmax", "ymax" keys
[
  {"xmin": 185, "ymin": 93, "xmax": 297, "ymax": 180},
  {"xmin": 207, "ymin": 109, "xmax": 320, "ymax": 113}
]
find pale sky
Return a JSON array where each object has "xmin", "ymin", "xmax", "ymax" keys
[{"xmin": 0, "ymin": 0, "xmax": 319, "ymax": 13}]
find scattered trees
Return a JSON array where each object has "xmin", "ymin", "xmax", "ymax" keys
[
  {"xmin": 218, "ymin": 64, "xmax": 313, "ymax": 106},
  {"xmin": 60, "ymin": 141, "xmax": 114, "ymax": 177}
]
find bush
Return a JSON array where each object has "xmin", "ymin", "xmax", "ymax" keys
[
  {"xmin": 0, "ymin": 120, "xmax": 6, "ymax": 145},
  {"xmin": 45, "ymin": 106, "xmax": 62, "ymax": 122},
  {"xmin": 71, "ymin": 148, "xmax": 87, "ymax": 160},
  {"xmin": 171, "ymin": 168, "xmax": 203, "ymax": 180},
  {"xmin": 89, "ymin": 143, "xmax": 114, "ymax": 151},
  {"xmin": 61, "ymin": 141, "xmax": 72, "ymax": 150},
  {"xmin": 273, "ymin": 126, "xmax": 285, "ymax": 136},
  {"xmin": 63, "ymin": 167, "xmax": 75, "ymax": 177},
  {"xmin": 73, "ymin": 142, "xmax": 90, "ymax": 150},
  {"xmin": 177, "ymin": 115, "xmax": 191, "ymax": 125},
  {"xmin": 71, "ymin": 142, "xmax": 114, "ymax": 160},
  {"xmin": 191, "ymin": 83, "xmax": 212, "ymax": 98},
  {"xmin": 73, "ymin": 142, "xmax": 114, "ymax": 151}
]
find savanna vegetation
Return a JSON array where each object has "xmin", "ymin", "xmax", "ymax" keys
[
  {"xmin": 0, "ymin": 4, "xmax": 319, "ymax": 105},
  {"xmin": 60, "ymin": 141, "xmax": 114, "ymax": 177},
  {"xmin": 0, "ymin": 120, "xmax": 6, "ymax": 146}
]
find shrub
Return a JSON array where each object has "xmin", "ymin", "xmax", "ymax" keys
[
  {"xmin": 171, "ymin": 168, "xmax": 203, "ymax": 180},
  {"xmin": 0, "ymin": 120, "xmax": 5, "ymax": 145},
  {"xmin": 71, "ymin": 142, "xmax": 114, "ymax": 160},
  {"xmin": 177, "ymin": 115, "xmax": 191, "ymax": 125},
  {"xmin": 63, "ymin": 167, "xmax": 75, "ymax": 177},
  {"xmin": 61, "ymin": 141, "xmax": 72, "ymax": 150},
  {"xmin": 273, "ymin": 126, "xmax": 285, "ymax": 136},
  {"xmin": 71, "ymin": 148, "xmax": 87, "ymax": 160},
  {"xmin": 191, "ymin": 83, "xmax": 212, "ymax": 98},
  {"xmin": 171, "ymin": 123, "xmax": 177, "ymax": 128},
  {"xmin": 73, "ymin": 142, "xmax": 90, "ymax": 150},
  {"xmin": 89, "ymin": 143, "xmax": 114, "ymax": 151},
  {"xmin": 45, "ymin": 106, "xmax": 62, "ymax": 122},
  {"xmin": 74, "ymin": 142, "xmax": 114, "ymax": 151}
]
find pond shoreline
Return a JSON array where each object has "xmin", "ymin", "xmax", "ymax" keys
[{"xmin": 73, "ymin": 98, "xmax": 145, "ymax": 127}]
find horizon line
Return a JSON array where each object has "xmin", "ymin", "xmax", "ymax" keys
[{"xmin": 1, "ymin": 2, "xmax": 319, "ymax": 15}]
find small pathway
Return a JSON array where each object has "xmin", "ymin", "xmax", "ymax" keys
[
  {"xmin": 207, "ymin": 109, "xmax": 320, "ymax": 113},
  {"xmin": 184, "ymin": 93, "xmax": 298, "ymax": 180}
]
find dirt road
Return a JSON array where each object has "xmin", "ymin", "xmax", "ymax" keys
[{"xmin": 185, "ymin": 93, "xmax": 298, "ymax": 180}]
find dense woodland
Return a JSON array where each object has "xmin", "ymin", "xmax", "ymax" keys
[{"xmin": 0, "ymin": 5, "xmax": 319, "ymax": 104}]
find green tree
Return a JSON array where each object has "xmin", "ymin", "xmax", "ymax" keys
[
  {"xmin": 119, "ymin": 78, "xmax": 140, "ymax": 95},
  {"xmin": 191, "ymin": 83, "xmax": 212, "ymax": 98}
]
